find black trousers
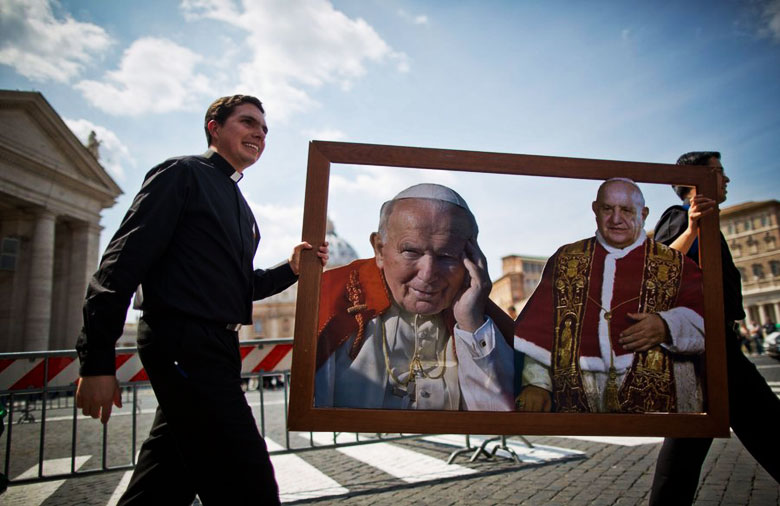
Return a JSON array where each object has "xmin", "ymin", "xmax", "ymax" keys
[
  {"xmin": 118, "ymin": 315, "xmax": 280, "ymax": 505},
  {"xmin": 649, "ymin": 332, "xmax": 780, "ymax": 505}
]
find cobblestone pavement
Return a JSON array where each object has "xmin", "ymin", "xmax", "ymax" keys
[
  {"xmin": 289, "ymin": 435, "xmax": 778, "ymax": 506},
  {"xmin": 1, "ymin": 432, "xmax": 778, "ymax": 505},
  {"xmin": 1, "ymin": 356, "xmax": 779, "ymax": 505}
]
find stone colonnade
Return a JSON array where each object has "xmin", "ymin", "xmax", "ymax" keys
[
  {"xmin": 1, "ymin": 207, "xmax": 101, "ymax": 351},
  {"xmin": 746, "ymin": 301, "xmax": 780, "ymax": 329}
]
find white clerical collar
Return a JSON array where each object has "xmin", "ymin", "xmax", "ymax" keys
[
  {"xmin": 595, "ymin": 229, "xmax": 646, "ymax": 258},
  {"xmin": 205, "ymin": 149, "xmax": 243, "ymax": 182}
]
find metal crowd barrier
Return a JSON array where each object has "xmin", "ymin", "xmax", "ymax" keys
[{"xmin": 0, "ymin": 341, "xmax": 423, "ymax": 486}]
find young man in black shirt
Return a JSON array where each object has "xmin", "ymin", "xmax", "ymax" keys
[
  {"xmin": 649, "ymin": 151, "xmax": 780, "ymax": 504},
  {"xmin": 75, "ymin": 95, "xmax": 327, "ymax": 505}
]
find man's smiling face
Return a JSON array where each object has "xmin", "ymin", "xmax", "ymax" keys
[{"xmin": 207, "ymin": 103, "xmax": 267, "ymax": 172}]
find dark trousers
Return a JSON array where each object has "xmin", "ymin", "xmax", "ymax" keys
[
  {"xmin": 118, "ymin": 315, "xmax": 280, "ymax": 505},
  {"xmin": 650, "ymin": 333, "xmax": 780, "ymax": 505}
]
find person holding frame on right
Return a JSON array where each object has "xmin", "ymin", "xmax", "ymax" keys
[{"xmin": 649, "ymin": 151, "xmax": 780, "ymax": 504}]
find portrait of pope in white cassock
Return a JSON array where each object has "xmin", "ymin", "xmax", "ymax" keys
[
  {"xmin": 513, "ymin": 178, "xmax": 706, "ymax": 413},
  {"xmin": 314, "ymin": 183, "xmax": 515, "ymax": 411}
]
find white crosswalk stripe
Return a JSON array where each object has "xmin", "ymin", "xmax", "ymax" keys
[
  {"xmin": 106, "ymin": 471, "xmax": 133, "ymax": 506},
  {"xmin": 305, "ymin": 432, "xmax": 476, "ymax": 483},
  {"xmin": 767, "ymin": 380, "xmax": 780, "ymax": 400},
  {"xmin": 553, "ymin": 435, "xmax": 664, "ymax": 446},
  {"xmin": 105, "ymin": 452, "xmax": 141, "ymax": 506},
  {"xmin": 3, "ymin": 435, "xmax": 585, "ymax": 504},
  {"xmin": 265, "ymin": 438, "xmax": 349, "ymax": 503},
  {"xmin": 2, "ymin": 456, "xmax": 91, "ymax": 506}
]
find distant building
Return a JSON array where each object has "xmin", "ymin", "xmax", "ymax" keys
[
  {"xmin": 0, "ymin": 91, "xmax": 121, "ymax": 352},
  {"xmin": 721, "ymin": 200, "xmax": 780, "ymax": 327},
  {"xmin": 248, "ymin": 218, "xmax": 359, "ymax": 340},
  {"xmin": 490, "ymin": 254, "xmax": 547, "ymax": 319}
]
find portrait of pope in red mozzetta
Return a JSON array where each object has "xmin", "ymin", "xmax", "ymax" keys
[
  {"xmin": 513, "ymin": 179, "xmax": 706, "ymax": 413},
  {"xmin": 313, "ymin": 183, "xmax": 516, "ymax": 411}
]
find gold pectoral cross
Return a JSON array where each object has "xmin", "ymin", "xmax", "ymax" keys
[{"xmin": 588, "ymin": 296, "xmax": 639, "ymax": 412}]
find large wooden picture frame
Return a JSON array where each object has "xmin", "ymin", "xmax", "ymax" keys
[{"xmin": 288, "ymin": 141, "xmax": 729, "ymax": 437}]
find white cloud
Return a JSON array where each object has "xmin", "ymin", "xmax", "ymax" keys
[
  {"xmin": 74, "ymin": 37, "xmax": 212, "ymax": 116},
  {"xmin": 302, "ymin": 128, "xmax": 347, "ymax": 141},
  {"xmin": 329, "ymin": 165, "xmax": 456, "ymax": 200},
  {"xmin": 398, "ymin": 8, "xmax": 429, "ymax": 26},
  {"xmin": 0, "ymin": 0, "xmax": 113, "ymax": 83},
  {"xmin": 761, "ymin": 0, "xmax": 780, "ymax": 41},
  {"xmin": 244, "ymin": 199, "xmax": 305, "ymax": 266},
  {"xmin": 181, "ymin": 0, "xmax": 409, "ymax": 120},
  {"xmin": 64, "ymin": 117, "xmax": 133, "ymax": 181}
]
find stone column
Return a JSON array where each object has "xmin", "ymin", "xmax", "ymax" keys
[
  {"xmin": 766, "ymin": 303, "xmax": 778, "ymax": 324},
  {"xmin": 759, "ymin": 304, "xmax": 771, "ymax": 326},
  {"xmin": 23, "ymin": 209, "xmax": 56, "ymax": 350},
  {"xmin": 63, "ymin": 221, "xmax": 102, "ymax": 348},
  {"xmin": 745, "ymin": 305, "xmax": 756, "ymax": 328},
  {"xmin": 84, "ymin": 223, "xmax": 102, "ymax": 286}
]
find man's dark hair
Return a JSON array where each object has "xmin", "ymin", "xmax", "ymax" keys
[
  {"xmin": 204, "ymin": 95, "xmax": 264, "ymax": 146},
  {"xmin": 672, "ymin": 151, "xmax": 721, "ymax": 201}
]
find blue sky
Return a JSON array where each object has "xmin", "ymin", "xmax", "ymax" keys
[{"xmin": 1, "ymin": 0, "xmax": 779, "ymax": 280}]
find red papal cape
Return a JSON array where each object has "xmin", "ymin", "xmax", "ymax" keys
[
  {"xmin": 316, "ymin": 258, "xmax": 514, "ymax": 369},
  {"xmin": 514, "ymin": 235, "xmax": 705, "ymax": 412}
]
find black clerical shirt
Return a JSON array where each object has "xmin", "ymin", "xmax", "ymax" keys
[
  {"xmin": 654, "ymin": 205, "xmax": 745, "ymax": 324},
  {"xmin": 76, "ymin": 150, "xmax": 297, "ymax": 376}
]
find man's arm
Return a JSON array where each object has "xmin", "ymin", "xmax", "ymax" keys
[
  {"xmin": 75, "ymin": 375, "xmax": 122, "ymax": 424},
  {"xmin": 253, "ymin": 241, "xmax": 329, "ymax": 301},
  {"xmin": 620, "ymin": 309, "xmax": 705, "ymax": 354},
  {"xmin": 620, "ymin": 256, "xmax": 705, "ymax": 354},
  {"xmin": 443, "ymin": 238, "xmax": 513, "ymax": 410},
  {"xmin": 76, "ymin": 160, "xmax": 189, "ymax": 421},
  {"xmin": 619, "ymin": 313, "xmax": 670, "ymax": 352},
  {"xmin": 288, "ymin": 241, "xmax": 329, "ymax": 275},
  {"xmin": 454, "ymin": 319, "xmax": 514, "ymax": 411},
  {"xmin": 668, "ymin": 195, "xmax": 718, "ymax": 254}
]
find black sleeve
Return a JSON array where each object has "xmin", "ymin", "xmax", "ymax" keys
[
  {"xmin": 654, "ymin": 206, "xmax": 700, "ymax": 265},
  {"xmin": 252, "ymin": 262, "xmax": 298, "ymax": 300},
  {"xmin": 656, "ymin": 205, "xmax": 746, "ymax": 322},
  {"xmin": 653, "ymin": 206, "xmax": 688, "ymax": 246},
  {"xmin": 76, "ymin": 160, "xmax": 189, "ymax": 376}
]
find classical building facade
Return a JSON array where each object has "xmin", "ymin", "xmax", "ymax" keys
[
  {"xmin": 247, "ymin": 219, "xmax": 359, "ymax": 340},
  {"xmin": 721, "ymin": 200, "xmax": 780, "ymax": 327},
  {"xmin": 489, "ymin": 254, "xmax": 547, "ymax": 319},
  {"xmin": 0, "ymin": 91, "xmax": 121, "ymax": 351}
]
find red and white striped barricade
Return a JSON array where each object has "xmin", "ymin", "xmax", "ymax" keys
[{"xmin": 0, "ymin": 341, "xmax": 292, "ymax": 392}]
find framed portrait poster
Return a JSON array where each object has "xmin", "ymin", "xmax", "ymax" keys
[{"xmin": 288, "ymin": 141, "xmax": 729, "ymax": 437}]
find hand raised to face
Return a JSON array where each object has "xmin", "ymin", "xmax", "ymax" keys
[{"xmin": 451, "ymin": 238, "xmax": 492, "ymax": 333}]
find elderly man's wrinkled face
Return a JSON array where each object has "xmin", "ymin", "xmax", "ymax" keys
[
  {"xmin": 371, "ymin": 199, "xmax": 471, "ymax": 315},
  {"xmin": 592, "ymin": 181, "xmax": 649, "ymax": 249}
]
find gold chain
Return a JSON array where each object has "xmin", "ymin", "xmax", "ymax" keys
[
  {"xmin": 586, "ymin": 295, "xmax": 640, "ymax": 412},
  {"xmin": 586, "ymin": 295, "xmax": 640, "ymax": 324},
  {"xmin": 381, "ymin": 314, "xmax": 447, "ymax": 389}
]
